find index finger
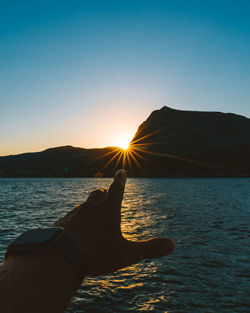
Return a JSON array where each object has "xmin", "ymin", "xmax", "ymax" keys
[{"xmin": 106, "ymin": 169, "xmax": 127, "ymax": 206}]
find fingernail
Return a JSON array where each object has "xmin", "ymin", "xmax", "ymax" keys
[
  {"xmin": 115, "ymin": 169, "xmax": 127, "ymax": 187},
  {"xmin": 121, "ymin": 171, "xmax": 127, "ymax": 187}
]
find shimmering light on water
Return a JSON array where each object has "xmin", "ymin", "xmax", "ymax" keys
[{"xmin": 0, "ymin": 178, "xmax": 250, "ymax": 312}]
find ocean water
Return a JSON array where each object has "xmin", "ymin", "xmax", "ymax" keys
[{"xmin": 0, "ymin": 178, "xmax": 249, "ymax": 313}]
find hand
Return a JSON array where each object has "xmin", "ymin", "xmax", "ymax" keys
[{"xmin": 53, "ymin": 170, "xmax": 174, "ymax": 276}]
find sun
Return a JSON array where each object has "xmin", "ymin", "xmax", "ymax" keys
[
  {"xmin": 113, "ymin": 135, "xmax": 131, "ymax": 150},
  {"xmin": 96, "ymin": 127, "xmax": 195, "ymax": 177},
  {"xmin": 96, "ymin": 129, "xmax": 161, "ymax": 176}
]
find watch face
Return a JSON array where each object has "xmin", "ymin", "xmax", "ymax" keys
[{"xmin": 8, "ymin": 227, "xmax": 64, "ymax": 251}]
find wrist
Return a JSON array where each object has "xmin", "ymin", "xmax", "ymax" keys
[
  {"xmin": 5, "ymin": 250, "xmax": 82, "ymax": 289},
  {"xmin": 5, "ymin": 227, "xmax": 85, "ymax": 285},
  {"xmin": 1, "ymin": 253, "xmax": 82, "ymax": 313}
]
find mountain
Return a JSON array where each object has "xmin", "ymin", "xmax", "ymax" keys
[
  {"xmin": 0, "ymin": 146, "xmax": 120, "ymax": 177},
  {"xmin": 1, "ymin": 106, "xmax": 250, "ymax": 177},
  {"xmin": 129, "ymin": 106, "xmax": 250, "ymax": 176}
]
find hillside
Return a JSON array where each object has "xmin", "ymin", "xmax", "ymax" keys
[
  {"xmin": 129, "ymin": 106, "xmax": 250, "ymax": 176},
  {"xmin": 1, "ymin": 107, "xmax": 250, "ymax": 177}
]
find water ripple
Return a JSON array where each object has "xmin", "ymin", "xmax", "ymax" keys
[{"xmin": 0, "ymin": 177, "xmax": 249, "ymax": 312}]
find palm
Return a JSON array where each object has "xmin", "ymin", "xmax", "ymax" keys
[{"xmin": 54, "ymin": 170, "xmax": 174, "ymax": 276}]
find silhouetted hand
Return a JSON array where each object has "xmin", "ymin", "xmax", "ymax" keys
[{"xmin": 53, "ymin": 170, "xmax": 174, "ymax": 276}]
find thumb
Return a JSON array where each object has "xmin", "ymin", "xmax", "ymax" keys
[{"xmin": 128, "ymin": 237, "xmax": 174, "ymax": 262}]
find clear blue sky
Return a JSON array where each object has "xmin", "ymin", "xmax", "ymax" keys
[{"xmin": 1, "ymin": 0, "xmax": 250, "ymax": 155}]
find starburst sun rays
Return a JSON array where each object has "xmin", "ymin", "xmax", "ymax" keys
[
  {"xmin": 94, "ymin": 128, "xmax": 166, "ymax": 176},
  {"xmin": 94, "ymin": 127, "xmax": 210, "ymax": 177}
]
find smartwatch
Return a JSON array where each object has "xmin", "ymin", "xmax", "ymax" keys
[{"xmin": 5, "ymin": 227, "xmax": 85, "ymax": 282}]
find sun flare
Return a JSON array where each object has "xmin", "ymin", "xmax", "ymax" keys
[
  {"xmin": 95, "ymin": 129, "xmax": 164, "ymax": 177},
  {"xmin": 113, "ymin": 135, "xmax": 131, "ymax": 150},
  {"xmin": 95, "ymin": 126, "xmax": 202, "ymax": 178}
]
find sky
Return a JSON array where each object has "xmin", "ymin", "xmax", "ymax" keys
[{"xmin": 0, "ymin": 0, "xmax": 250, "ymax": 156}]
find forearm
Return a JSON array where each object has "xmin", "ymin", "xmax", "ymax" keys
[{"xmin": 0, "ymin": 254, "xmax": 82, "ymax": 313}]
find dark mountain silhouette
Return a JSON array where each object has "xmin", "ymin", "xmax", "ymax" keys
[
  {"xmin": 1, "ymin": 106, "xmax": 250, "ymax": 177},
  {"xmin": 129, "ymin": 106, "xmax": 250, "ymax": 176},
  {"xmin": 0, "ymin": 146, "xmax": 120, "ymax": 177}
]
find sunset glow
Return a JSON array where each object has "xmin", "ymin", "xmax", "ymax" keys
[
  {"xmin": 1, "ymin": 1, "xmax": 249, "ymax": 156},
  {"xmin": 95, "ymin": 131, "xmax": 158, "ymax": 176},
  {"xmin": 113, "ymin": 135, "xmax": 131, "ymax": 150}
]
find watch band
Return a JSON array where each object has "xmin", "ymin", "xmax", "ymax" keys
[
  {"xmin": 5, "ymin": 228, "xmax": 85, "ymax": 283},
  {"xmin": 55, "ymin": 232, "xmax": 85, "ymax": 282}
]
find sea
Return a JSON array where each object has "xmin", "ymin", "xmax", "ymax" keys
[{"xmin": 0, "ymin": 178, "xmax": 249, "ymax": 313}]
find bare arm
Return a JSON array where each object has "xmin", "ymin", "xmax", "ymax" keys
[
  {"xmin": 0, "ymin": 170, "xmax": 174, "ymax": 313},
  {"xmin": 0, "ymin": 254, "xmax": 79, "ymax": 313}
]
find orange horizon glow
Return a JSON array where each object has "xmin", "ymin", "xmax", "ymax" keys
[
  {"xmin": 112, "ymin": 134, "xmax": 131, "ymax": 150},
  {"xmin": 94, "ymin": 127, "xmax": 210, "ymax": 177},
  {"xmin": 93, "ymin": 130, "xmax": 157, "ymax": 176}
]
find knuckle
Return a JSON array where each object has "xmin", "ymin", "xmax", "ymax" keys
[{"xmin": 88, "ymin": 188, "xmax": 107, "ymax": 201}]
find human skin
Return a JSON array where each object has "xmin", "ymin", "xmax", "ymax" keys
[{"xmin": 0, "ymin": 170, "xmax": 174, "ymax": 313}]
